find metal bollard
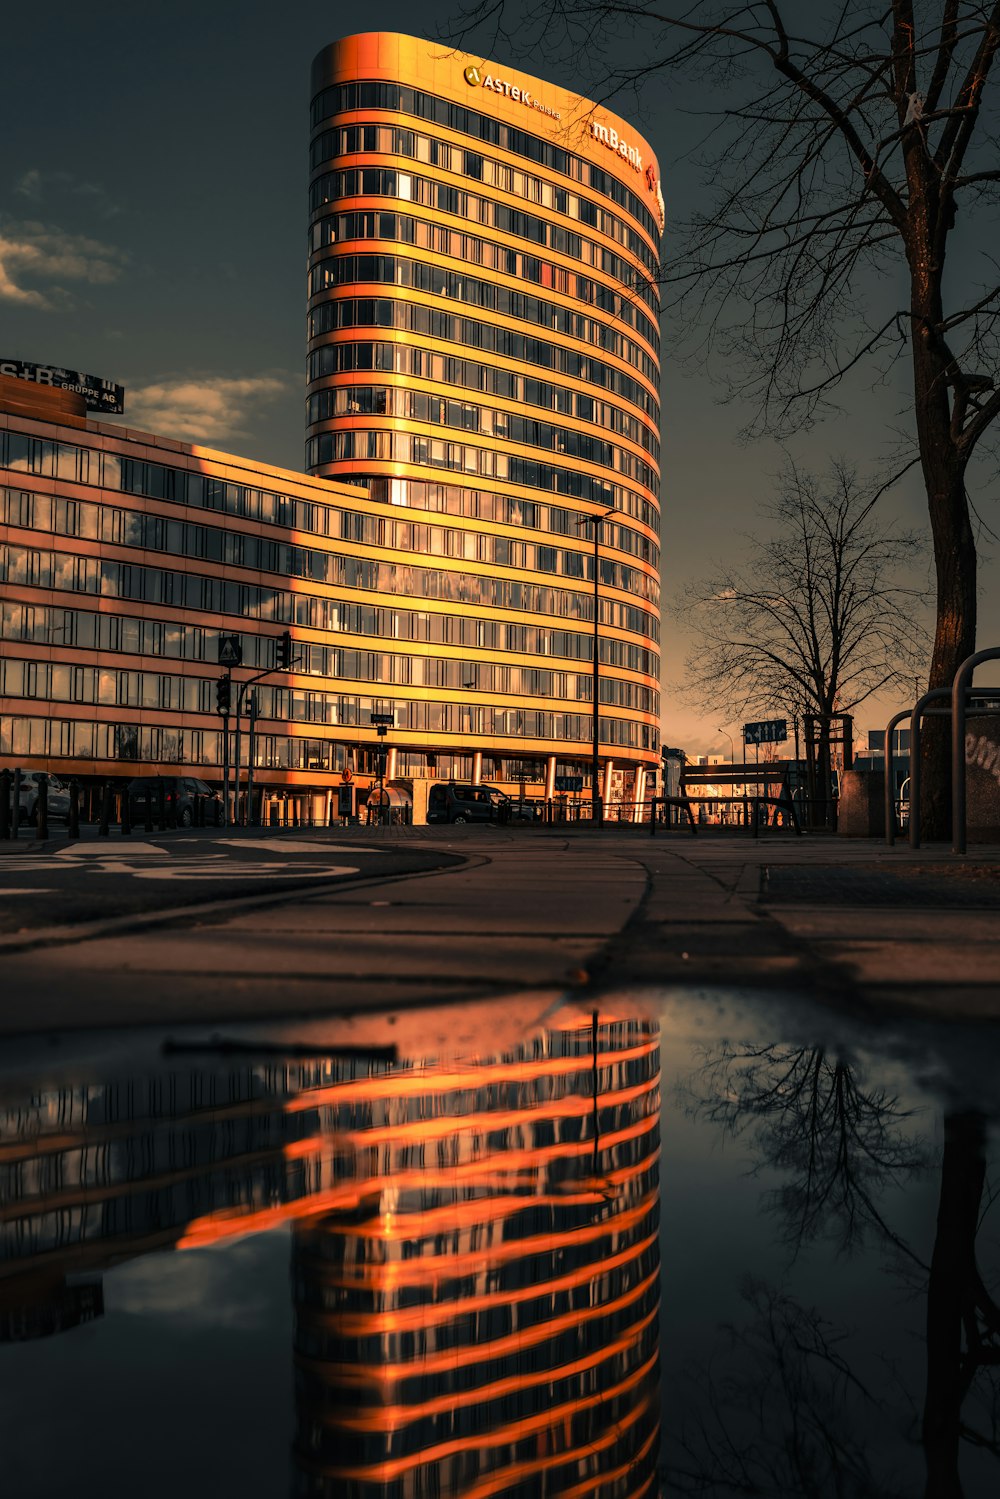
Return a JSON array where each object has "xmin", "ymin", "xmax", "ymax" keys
[
  {"xmin": 11, "ymin": 769, "xmax": 21, "ymax": 840},
  {"xmin": 68, "ymin": 780, "xmax": 80, "ymax": 839},
  {"xmin": 0, "ymin": 769, "xmax": 10, "ymax": 840},
  {"xmin": 99, "ymin": 782, "xmax": 112, "ymax": 837},
  {"xmin": 35, "ymin": 773, "xmax": 49, "ymax": 840},
  {"xmin": 156, "ymin": 783, "xmax": 166, "ymax": 832},
  {"xmin": 120, "ymin": 786, "xmax": 131, "ymax": 837}
]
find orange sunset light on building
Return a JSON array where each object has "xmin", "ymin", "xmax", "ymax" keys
[{"xmin": 1, "ymin": 33, "xmax": 661, "ymax": 818}]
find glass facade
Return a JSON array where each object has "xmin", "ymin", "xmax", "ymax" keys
[
  {"xmin": 306, "ymin": 35, "xmax": 661, "ymax": 803},
  {"xmin": 0, "ymin": 34, "xmax": 661, "ymax": 804}
]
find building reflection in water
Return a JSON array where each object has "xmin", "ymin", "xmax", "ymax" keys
[
  {"xmin": 0, "ymin": 1009, "xmax": 661, "ymax": 1497},
  {"xmin": 291, "ymin": 1013, "xmax": 661, "ymax": 1498}
]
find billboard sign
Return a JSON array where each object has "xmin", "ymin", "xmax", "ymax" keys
[
  {"xmin": 554, "ymin": 775, "xmax": 584, "ymax": 792},
  {"xmin": 0, "ymin": 357, "xmax": 125, "ymax": 414}
]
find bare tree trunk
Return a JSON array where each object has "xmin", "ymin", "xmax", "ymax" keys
[
  {"xmin": 922, "ymin": 1111, "xmax": 986, "ymax": 1499},
  {"xmin": 910, "ymin": 251, "xmax": 977, "ymax": 839},
  {"xmin": 921, "ymin": 467, "xmax": 977, "ymax": 839}
]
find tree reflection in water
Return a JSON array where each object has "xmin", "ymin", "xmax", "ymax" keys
[{"xmin": 669, "ymin": 1041, "xmax": 1000, "ymax": 1499}]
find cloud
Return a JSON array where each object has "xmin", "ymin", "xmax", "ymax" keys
[
  {"xmin": 106, "ymin": 1239, "xmax": 281, "ymax": 1330},
  {"xmin": 122, "ymin": 373, "xmax": 296, "ymax": 445},
  {"xmin": 15, "ymin": 168, "xmax": 121, "ymax": 218},
  {"xmin": 0, "ymin": 258, "xmax": 48, "ymax": 307},
  {"xmin": 15, "ymin": 169, "xmax": 43, "ymax": 203},
  {"xmin": 0, "ymin": 217, "xmax": 128, "ymax": 309}
]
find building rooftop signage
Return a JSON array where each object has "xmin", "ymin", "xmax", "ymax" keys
[
  {"xmin": 0, "ymin": 357, "xmax": 125, "ymax": 414},
  {"xmin": 588, "ymin": 117, "xmax": 643, "ymax": 173},
  {"xmin": 463, "ymin": 63, "xmax": 561, "ymax": 121}
]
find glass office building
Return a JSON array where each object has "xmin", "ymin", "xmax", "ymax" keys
[
  {"xmin": 307, "ymin": 35, "xmax": 662, "ymax": 805},
  {"xmin": 0, "ymin": 36, "xmax": 661, "ymax": 809}
]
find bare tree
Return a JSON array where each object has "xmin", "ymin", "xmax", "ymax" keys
[
  {"xmin": 685, "ymin": 1039, "xmax": 1000, "ymax": 1497},
  {"xmin": 689, "ymin": 1037, "xmax": 927, "ymax": 1259},
  {"xmin": 449, "ymin": 0, "xmax": 1000, "ymax": 832},
  {"xmin": 679, "ymin": 460, "xmax": 928, "ymax": 783},
  {"xmin": 666, "ymin": 1279, "xmax": 909, "ymax": 1497}
]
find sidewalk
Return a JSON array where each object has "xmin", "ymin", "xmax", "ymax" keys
[
  {"xmin": 599, "ymin": 830, "xmax": 1000, "ymax": 1021},
  {"xmin": 1, "ymin": 827, "xmax": 997, "ymax": 1035}
]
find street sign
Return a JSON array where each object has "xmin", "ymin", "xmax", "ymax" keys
[
  {"xmin": 370, "ymin": 712, "xmax": 395, "ymax": 727},
  {"xmin": 218, "ymin": 634, "xmax": 243, "ymax": 667},
  {"xmin": 555, "ymin": 775, "xmax": 584, "ymax": 792},
  {"xmin": 743, "ymin": 719, "xmax": 788, "ymax": 746}
]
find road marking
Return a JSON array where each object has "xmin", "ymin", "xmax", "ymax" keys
[
  {"xmin": 212, "ymin": 838, "xmax": 382, "ymax": 855},
  {"xmin": 131, "ymin": 861, "xmax": 360, "ymax": 881},
  {"xmin": 2, "ymin": 887, "xmax": 56, "ymax": 895},
  {"xmin": 54, "ymin": 842, "xmax": 169, "ymax": 858}
]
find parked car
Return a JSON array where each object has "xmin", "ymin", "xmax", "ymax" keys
[
  {"xmin": 10, "ymin": 771, "xmax": 72, "ymax": 825},
  {"xmin": 426, "ymin": 782, "xmax": 510, "ymax": 824},
  {"xmin": 126, "ymin": 776, "xmax": 222, "ymax": 827}
]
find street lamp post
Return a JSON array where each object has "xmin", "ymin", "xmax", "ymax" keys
[
  {"xmin": 716, "ymin": 727, "xmax": 735, "ymax": 764},
  {"xmin": 717, "ymin": 725, "xmax": 746, "ymax": 827},
  {"xmin": 579, "ymin": 504, "xmax": 615, "ymax": 826}
]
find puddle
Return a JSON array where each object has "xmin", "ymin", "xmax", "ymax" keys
[{"xmin": 1, "ymin": 990, "xmax": 999, "ymax": 1497}]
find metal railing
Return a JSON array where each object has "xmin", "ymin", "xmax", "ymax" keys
[{"xmin": 882, "ymin": 662, "xmax": 1000, "ymax": 848}]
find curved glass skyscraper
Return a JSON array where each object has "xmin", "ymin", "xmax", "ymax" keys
[{"xmin": 307, "ymin": 35, "xmax": 662, "ymax": 804}]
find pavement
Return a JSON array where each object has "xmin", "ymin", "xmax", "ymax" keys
[{"xmin": 1, "ymin": 822, "xmax": 998, "ymax": 1035}]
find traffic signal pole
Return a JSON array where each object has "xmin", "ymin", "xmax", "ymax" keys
[
  {"xmin": 232, "ymin": 633, "xmax": 298, "ymax": 826},
  {"xmin": 221, "ymin": 671, "xmax": 232, "ymax": 827}
]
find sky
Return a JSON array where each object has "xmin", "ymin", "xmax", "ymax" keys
[{"xmin": 3, "ymin": 1, "xmax": 997, "ymax": 756}]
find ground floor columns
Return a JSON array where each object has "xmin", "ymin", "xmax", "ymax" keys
[
  {"xmin": 472, "ymin": 751, "xmax": 483, "ymax": 786},
  {"xmin": 545, "ymin": 756, "xmax": 557, "ymax": 800},
  {"xmin": 634, "ymin": 764, "xmax": 647, "ymax": 822}
]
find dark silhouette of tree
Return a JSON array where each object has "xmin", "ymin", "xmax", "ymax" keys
[
  {"xmin": 679, "ymin": 460, "xmax": 928, "ymax": 801},
  {"xmin": 451, "ymin": 1, "xmax": 1000, "ymax": 833},
  {"xmin": 923, "ymin": 1111, "xmax": 1000, "ymax": 1497},
  {"xmin": 666, "ymin": 1278, "xmax": 909, "ymax": 1497},
  {"xmin": 690, "ymin": 1038, "xmax": 927, "ymax": 1257},
  {"xmin": 683, "ymin": 1039, "xmax": 1000, "ymax": 1496}
]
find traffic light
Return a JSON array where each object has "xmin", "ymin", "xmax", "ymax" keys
[
  {"xmin": 215, "ymin": 675, "xmax": 231, "ymax": 715},
  {"xmin": 277, "ymin": 630, "xmax": 293, "ymax": 670}
]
